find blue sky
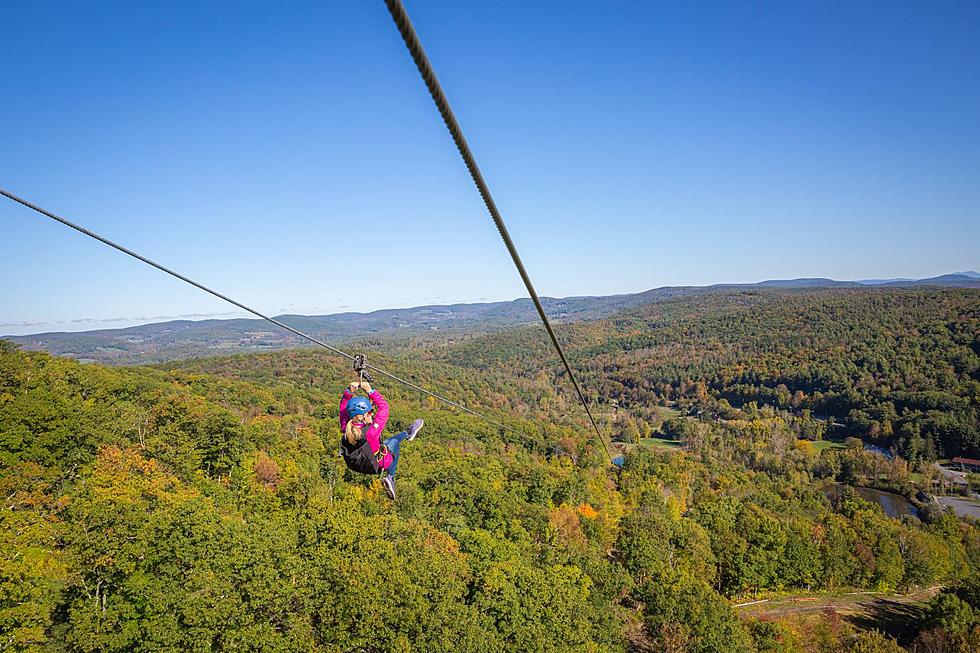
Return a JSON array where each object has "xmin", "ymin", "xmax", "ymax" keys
[{"xmin": 2, "ymin": 1, "xmax": 978, "ymax": 336}]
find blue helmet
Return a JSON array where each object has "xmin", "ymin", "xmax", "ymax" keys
[{"xmin": 346, "ymin": 396, "xmax": 373, "ymax": 419}]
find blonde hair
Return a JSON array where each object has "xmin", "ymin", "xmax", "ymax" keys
[{"xmin": 344, "ymin": 413, "xmax": 372, "ymax": 445}]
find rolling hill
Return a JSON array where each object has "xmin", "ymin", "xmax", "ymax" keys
[{"xmin": 6, "ymin": 273, "xmax": 978, "ymax": 365}]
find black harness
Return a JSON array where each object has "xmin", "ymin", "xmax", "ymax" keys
[{"xmin": 340, "ymin": 434, "xmax": 388, "ymax": 475}]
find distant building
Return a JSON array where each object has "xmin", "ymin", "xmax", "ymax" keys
[{"xmin": 951, "ymin": 457, "xmax": 980, "ymax": 472}]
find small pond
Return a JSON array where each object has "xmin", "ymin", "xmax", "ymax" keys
[{"xmin": 827, "ymin": 484, "xmax": 918, "ymax": 519}]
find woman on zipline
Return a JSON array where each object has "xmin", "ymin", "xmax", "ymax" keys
[{"xmin": 339, "ymin": 378, "xmax": 423, "ymax": 500}]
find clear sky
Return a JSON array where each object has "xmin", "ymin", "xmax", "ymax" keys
[{"xmin": 2, "ymin": 1, "xmax": 978, "ymax": 336}]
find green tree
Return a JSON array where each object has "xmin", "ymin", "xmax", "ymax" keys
[
  {"xmin": 0, "ymin": 463, "xmax": 69, "ymax": 653},
  {"xmin": 640, "ymin": 576, "xmax": 754, "ymax": 653},
  {"xmin": 928, "ymin": 592, "xmax": 976, "ymax": 637},
  {"xmin": 848, "ymin": 630, "xmax": 904, "ymax": 653}
]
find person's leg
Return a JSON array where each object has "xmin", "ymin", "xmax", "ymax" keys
[
  {"xmin": 383, "ymin": 431, "xmax": 410, "ymax": 478},
  {"xmin": 406, "ymin": 418, "xmax": 424, "ymax": 441}
]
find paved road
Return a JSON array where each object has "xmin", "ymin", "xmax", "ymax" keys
[{"xmin": 937, "ymin": 496, "xmax": 980, "ymax": 520}]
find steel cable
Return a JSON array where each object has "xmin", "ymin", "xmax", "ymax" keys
[{"xmin": 382, "ymin": 0, "xmax": 614, "ymax": 461}]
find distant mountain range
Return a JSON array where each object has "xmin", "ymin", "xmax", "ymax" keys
[
  {"xmin": 860, "ymin": 271, "xmax": 980, "ymax": 286},
  {"xmin": 5, "ymin": 272, "xmax": 978, "ymax": 365},
  {"xmin": 755, "ymin": 272, "xmax": 980, "ymax": 288}
]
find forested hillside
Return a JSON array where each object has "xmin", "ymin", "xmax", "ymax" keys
[
  {"xmin": 3, "ymin": 333, "xmax": 980, "ymax": 651},
  {"xmin": 429, "ymin": 288, "xmax": 980, "ymax": 460},
  {"xmin": 8, "ymin": 277, "xmax": 977, "ymax": 366},
  {"xmin": 3, "ymin": 287, "xmax": 696, "ymax": 365},
  {"xmin": 2, "ymin": 287, "xmax": 980, "ymax": 652}
]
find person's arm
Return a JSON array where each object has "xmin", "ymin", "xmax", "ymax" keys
[
  {"xmin": 339, "ymin": 383, "xmax": 357, "ymax": 430},
  {"xmin": 369, "ymin": 388, "xmax": 389, "ymax": 432}
]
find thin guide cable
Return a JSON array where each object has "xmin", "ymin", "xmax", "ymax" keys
[
  {"xmin": 0, "ymin": 187, "xmax": 530, "ymax": 442},
  {"xmin": 382, "ymin": 0, "xmax": 613, "ymax": 460}
]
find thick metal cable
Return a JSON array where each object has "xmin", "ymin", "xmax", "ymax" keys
[
  {"xmin": 0, "ymin": 187, "xmax": 535, "ymax": 443},
  {"xmin": 383, "ymin": 0, "xmax": 613, "ymax": 461}
]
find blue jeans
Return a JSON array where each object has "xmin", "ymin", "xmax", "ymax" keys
[{"xmin": 383, "ymin": 431, "xmax": 410, "ymax": 478}]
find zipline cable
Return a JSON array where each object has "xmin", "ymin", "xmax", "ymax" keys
[
  {"xmin": 0, "ymin": 187, "xmax": 534, "ymax": 444},
  {"xmin": 382, "ymin": 0, "xmax": 614, "ymax": 461}
]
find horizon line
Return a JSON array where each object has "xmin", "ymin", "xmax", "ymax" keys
[{"xmin": 4, "ymin": 270, "xmax": 978, "ymax": 339}]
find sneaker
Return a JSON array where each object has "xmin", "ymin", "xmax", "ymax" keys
[
  {"xmin": 406, "ymin": 418, "xmax": 424, "ymax": 441},
  {"xmin": 382, "ymin": 475, "xmax": 396, "ymax": 500}
]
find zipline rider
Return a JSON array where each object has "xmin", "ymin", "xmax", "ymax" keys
[{"xmin": 339, "ymin": 374, "xmax": 423, "ymax": 500}]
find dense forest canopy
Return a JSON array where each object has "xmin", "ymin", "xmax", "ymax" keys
[
  {"xmin": 2, "ymin": 287, "xmax": 979, "ymax": 652},
  {"xmin": 424, "ymin": 288, "xmax": 980, "ymax": 460}
]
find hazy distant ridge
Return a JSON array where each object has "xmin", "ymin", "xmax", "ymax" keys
[{"xmin": 6, "ymin": 272, "xmax": 978, "ymax": 365}]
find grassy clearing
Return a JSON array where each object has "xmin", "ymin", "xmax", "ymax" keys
[
  {"xmin": 641, "ymin": 437, "xmax": 684, "ymax": 449},
  {"xmin": 653, "ymin": 406, "xmax": 684, "ymax": 419},
  {"xmin": 614, "ymin": 438, "xmax": 684, "ymax": 458},
  {"xmin": 735, "ymin": 586, "xmax": 941, "ymax": 642},
  {"xmin": 807, "ymin": 438, "xmax": 847, "ymax": 452}
]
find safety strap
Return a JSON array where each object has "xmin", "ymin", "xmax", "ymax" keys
[{"xmin": 376, "ymin": 444, "xmax": 389, "ymax": 478}]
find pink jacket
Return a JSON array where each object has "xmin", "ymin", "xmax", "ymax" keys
[{"xmin": 339, "ymin": 389, "xmax": 392, "ymax": 470}]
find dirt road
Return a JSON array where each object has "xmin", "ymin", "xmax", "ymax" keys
[{"xmin": 734, "ymin": 587, "xmax": 942, "ymax": 641}]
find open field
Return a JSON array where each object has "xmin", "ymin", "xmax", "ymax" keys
[
  {"xmin": 807, "ymin": 438, "xmax": 848, "ymax": 452},
  {"xmin": 612, "ymin": 437, "xmax": 685, "ymax": 464},
  {"xmin": 640, "ymin": 437, "xmax": 684, "ymax": 450},
  {"xmin": 734, "ymin": 587, "xmax": 940, "ymax": 618},
  {"xmin": 736, "ymin": 587, "xmax": 942, "ymax": 643}
]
